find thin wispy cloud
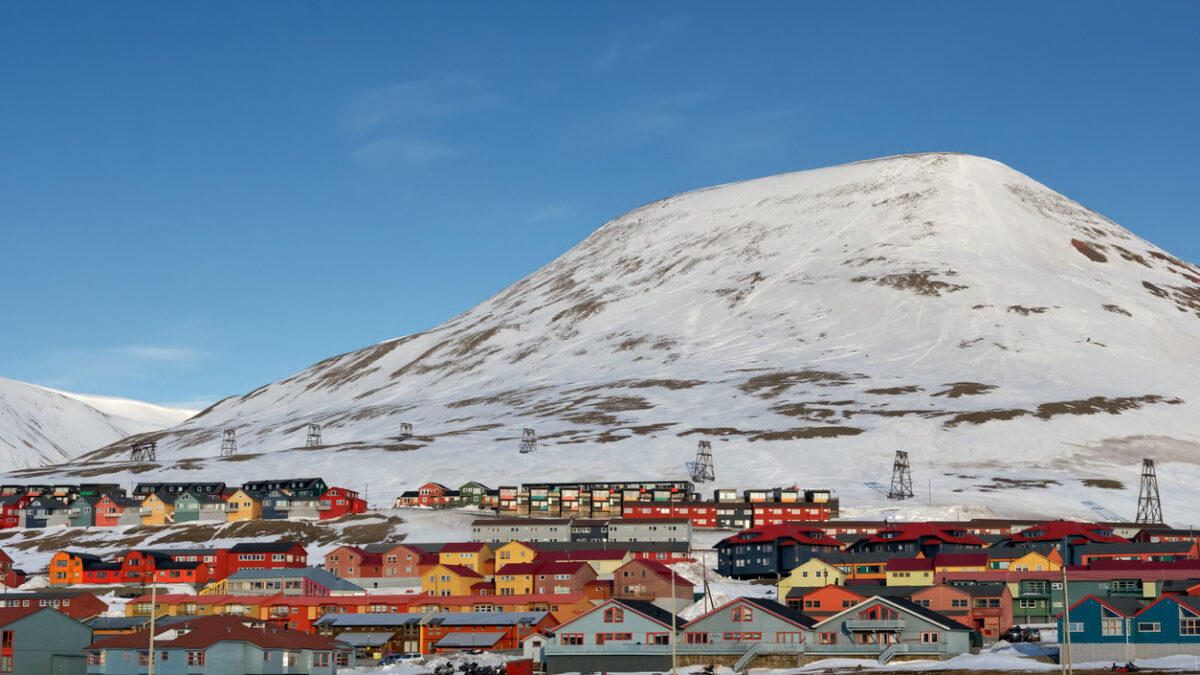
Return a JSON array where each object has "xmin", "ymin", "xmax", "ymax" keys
[
  {"xmin": 350, "ymin": 137, "xmax": 461, "ymax": 168},
  {"xmin": 593, "ymin": 13, "xmax": 686, "ymax": 73},
  {"xmin": 523, "ymin": 204, "xmax": 573, "ymax": 223},
  {"xmin": 341, "ymin": 75, "xmax": 498, "ymax": 135}
]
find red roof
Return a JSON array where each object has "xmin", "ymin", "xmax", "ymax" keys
[
  {"xmin": 436, "ymin": 564, "xmax": 483, "ymax": 579},
  {"xmin": 718, "ymin": 524, "xmax": 844, "ymax": 549},
  {"xmin": 535, "ymin": 550, "xmax": 629, "ymax": 562},
  {"xmin": 0, "ymin": 606, "xmax": 43, "ymax": 627},
  {"xmin": 440, "ymin": 542, "xmax": 489, "ymax": 554},
  {"xmin": 531, "ymin": 561, "xmax": 593, "ymax": 576},
  {"xmin": 861, "ymin": 523, "xmax": 985, "ymax": 547},
  {"xmin": 497, "ymin": 563, "xmax": 544, "ymax": 575},
  {"xmin": 885, "ymin": 557, "xmax": 934, "ymax": 572},
  {"xmin": 1011, "ymin": 521, "xmax": 1128, "ymax": 545},
  {"xmin": 618, "ymin": 560, "xmax": 695, "ymax": 587},
  {"xmin": 934, "ymin": 553, "xmax": 989, "ymax": 567},
  {"xmin": 87, "ymin": 615, "xmax": 347, "ymax": 650}
]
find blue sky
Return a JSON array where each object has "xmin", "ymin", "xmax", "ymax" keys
[{"xmin": 2, "ymin": 2, "xmax": 1198, "ymax": 408}]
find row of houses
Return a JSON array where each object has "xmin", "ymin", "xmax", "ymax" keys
[
  {"xmin": 48, "ymin": 542, "xmax": 307, "ymax": 586},
  {"xmin": 1, "ymin": 479, "xmax": 366, "ymax": 530},
  {"xmin": 397, "ymin": 480, "xmax": 839, "ymax": 526},
  {"xmin": 715, "ymin": 520, "xmax": 1191, "ymax": 579}
]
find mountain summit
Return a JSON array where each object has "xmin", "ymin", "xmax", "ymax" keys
[{"xmin": 67, "ymin": 153, "xmax": 1200, "ymax": 521}]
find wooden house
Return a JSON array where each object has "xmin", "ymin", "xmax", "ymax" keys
[
  {"xmin": 139, "ymin": 493, "xmax": 175, "ymax": 525},
  {"xmin": 422, "ymin": 564, "xmax": 483, "ymax": 597},
  {"xmin": 225, "ymin": 489, "xmax": 263, "ymax": 522},
  {"xmin": 542, "ymin": 599, "xmax": 683, "ymax": 675},
  {"xmin": 679, "ymin": 597, "xmax": 815, "ymax": 669},
  {"xmin": 438, "ymin": 542, "xmax": 493, "ymax": 575},
  {"xmin": 494, "ymin": 541, "xmax": 541, "ymax": 570},
  {"xmin": 808, "ymin": 596, "xmax": 972, "ymax": 663},
  {"xmin": 715, "ymin": 524, "xmax": 844, "ymax": 578},
  {"xmin": 784, "ymin": 584, "xmax": 865, "ymax": 616},
  {"xmin": 318, "ymin": 487, "xmax": 366, "ymax": 520},
  {"xmin": 173, "ymin": 490, "xmax": 228, "ymax": 523},
  {"xmin": 885, "ymin": 558, "xmax": 935, "ymax": 586},
  {"xmin": 0, "ymin": 606, "xmax": 93, "ymax": 674}
]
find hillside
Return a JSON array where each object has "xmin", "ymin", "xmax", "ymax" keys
[
  {"xmin": 26, "ymin": 153, "xmax": 1200, "ymax": 523},
  {"xmin": 0, "ymin": 376, "xmax": 197, "ymax": 470}
]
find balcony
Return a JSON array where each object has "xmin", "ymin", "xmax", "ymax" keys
[{"xmin": 843, "ymin": 619, "xmax": 905, "ymax": 631}]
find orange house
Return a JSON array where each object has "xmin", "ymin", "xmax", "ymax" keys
[
  {"xmin": 438, "ymin": 542, "xmax": 493, "ymax": 575},
  {"xmin": 422, "ymin": 564, "xmax": 483, "ymax": 596},
  {"xmin": 784, "ymin": 583, "xmax": 865, "ymax": 617},
  {"xmin": 140, "ymin": 493, "xmax": 175, "ymax": 525},
  {"xmin": 226, "ymin": 489, "xmax": 263, "ymax": 522}
]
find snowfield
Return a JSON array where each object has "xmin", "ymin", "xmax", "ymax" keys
[{"xmin": 8, "ymin": 152, "xmax": 1200, "ymax": 526}]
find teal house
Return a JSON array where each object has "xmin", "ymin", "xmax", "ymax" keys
[{"xmin": 1060, "ymin": 594, "xmax": 1200, "ymax": 663}]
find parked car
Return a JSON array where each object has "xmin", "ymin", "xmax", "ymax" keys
[{"xmin": 379, "ymin": 653, "xmax": 423, "ymax": 665}]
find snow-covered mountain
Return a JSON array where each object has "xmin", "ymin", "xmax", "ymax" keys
[
  {"xmin": 42, "ymin": 153, "xmax": 1200, "ymax": 522},
  {"xmin": 0, "ymin": 376, "xmax": 197, "ymax": 470}
]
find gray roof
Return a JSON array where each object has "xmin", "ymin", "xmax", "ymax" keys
[
  {"xmin": 1093, "ymin": 596, "xmax": 1148, "ymax": 616},
  {"xmin": 740, "ymin": 597, "xmax": 817, "ymax": 629},
  {"xmin": 884, "ymin": 597, "xmax": 973, "ymax": 632},
  {"xmin": 613, "ymin": 600, "xmax": 682, "ymax": 628},
  {"xmin": 334, "ymin": 631, "xmax": 398, "ymax": 647},
  {"xmin": 435, "ymin": 632, "xmax": 506, "ymax": 648},
  {"xmin": 314, "ymin": 613, "xmax": 420, "ymax": 628},
  {"xmin": 225, "ymin": 567, "xmax": 364, "ymax": 592},
  {"xmin": 953, "ymin": 583, "xmax": 1009, "ymax": 597},
  {"xmin": 429, "ymin": 611, "xmax": 547, "ymax": 627},
  {"xmin": 1078, "ymin": 541, "xmax": 1197, "ymax": 554},
  {"xmin": 86, "ymin": 615, "xmax": 195, "ymax": 631}
]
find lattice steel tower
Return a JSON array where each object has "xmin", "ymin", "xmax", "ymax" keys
[
  {"xmin": 1135, "ymin": 458, "xmax": 1164, "ymax": 524},
  {"xmin": 518, "ymin": 428, "xmax": 537, "ymax": 454},
  {"xmin": 888, "ymin": 450, "xmax": 914, "ymax": 500},
  {"xmin": 398, "ymin": 422, "xmax": 413, "ymax": 440},
  {"xmin": 306, "ymin": 423, "xmax": 322, "ymax": 447},
  {"xmin": 130, "ymin": 440, "xmax": 157, "ymax": 462},
  {"xmin": 220, "ymin": 429, "xmax": 237, "ymax": 457},
  {"xmin": 687, "ymin": 440, "xmax": 716, "ymax": 483}
]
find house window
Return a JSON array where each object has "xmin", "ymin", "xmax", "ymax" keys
[
  {"xmin": 819, "ymin": 632, "xmax": 837, "ymax": 645},
  {"xmin": 314, "ymin": 652, "xmax": 330, "ymax": 667},
  {"xmin": 603, "ymin": 607, "xmax": 624, "ymax": 623},
  {"xmin": 921, "ymin": 632, "xmax": 940, "ymax": 644},
  {"xmin": 777, "ymin": 632, "xmax": 803, "ymax": 643},
  {"xmin": 1102, "ymin": 619, "xmax": 1123, "ymax": 637},
  {"xmin": 685, "ymin": 632, "xmax": 709, "ymax": 644},
  {"xmin": 1138, "ymin": 622, "xmax": 1161, "ymax": 633},
  {"xmin": 1181, "ymin": 618, "xmax": 1200, "ymax": 636},
  {"xmin": 560, "ymin": 634, "xmax": 583, "ymax": 645},
  {"xmin": 647, "ymin": 633, "xmax": 670, "ymax": 645},
  {"xmin": 88, "ymin": 651, "xmax": 106, "ymax": 666},
  {"xmin": 1067, "ymin": 622, "xmax": 1084, "ymax": 632},
  {"xmin": 732, "ymin": 606, "xmax": 753, "ymax": 622},
  {"xmin": 138, "ymin": 651, "xmax": 150, "ymax": 666}
]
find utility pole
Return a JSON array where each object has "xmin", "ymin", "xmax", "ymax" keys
[
  {"xmin": 147, "ymin": 581, "xmax": 157, "ymax": 675},
  {"xmin": 1060, "ymin": 565, "xmax": 1073, "ymax": 675},
  {"xmin": 670, "ymin": 568, "xmax": 677, "ymax": 675}
]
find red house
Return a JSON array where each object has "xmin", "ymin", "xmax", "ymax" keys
[
  {"xmin": 0, "ymin": 591, "xmax": 108, "ymax": 619},
  {"xmin": 318, "ymin": 488, "xmax": 367, "ymax": 520},
  {"xmin": 0, "ymin": 495, "xmax": 32, "ymax": 530},
  {"xmin": 222, "ymin": 542, "xmax": 308, "ymax": 578},
  {"xmin": 0, "ymin": 550, "xmax": 23, "ymax": 588},
  {"xmin": 92, "ymin": 494, "xmax": 137, "ymax": 528}
]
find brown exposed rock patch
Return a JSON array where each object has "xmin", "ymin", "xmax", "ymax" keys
[
  {"xmin": 852, "ymin": 271, "xmax": 967, "ymax": 296},
  {"xmin": 1071, "ymin": 239, "xmax": 1108, "ymax": 263},
  {"xmin": 1102, "ymin": 304, "xmax": 1132, "ymax": 317},
  {"xmin": 1082, "ymin": 478, "xmax": 1125, "ymax": 490},
  {"xmin": 1007, "ymin": 305, "xmax": 1049, "ymax": 316},
  {"xmin": 932, "ymin": 382, "xmax": 997, "ymax": 398},
  {"xmin": 746, "ymin": 427, "xmax": 864, "ymax": 441},
  {"xmin": 738, "ymin": 370, "xmax": 865, "ymax": 398},
  {"xmin": 865, "ymin": 386, "xmax": 922, "ymax": 395}
]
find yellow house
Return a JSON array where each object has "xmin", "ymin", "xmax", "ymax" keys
[
  {"xmin": 1011, "ymin": 549, "xmax": 1062, "ymax": 571},
  {"xmin": 141, "ymin": 493, "xmax": 175, "ymax": 525},
  {"xmin": 493, "ymin": 541, "xmax": 539, "ymax": 571},
  {"xmin": 421, "ymin": 564, "xmax": 484, "ymax": 597},
  {"xmin": 531, "ymin": 550, "xmax": 633, "ymax": 576},
  {"xmin": 778, "ymin": 559, "xmax": 848, "ymax": 600},
  {"xmin": 884, "ymin": 558, "xmax": 935, "ymax": 586},
  {"xmin": 438, "ymin": 542, "xmax": 493, "ymax": 575},
  {"xmin": 494, "ymin": 562, "xmax": 540, "ymax": 596},
  {"xmin": 225, "ymin": 489, "xmax": 263, "ymax": 522}
]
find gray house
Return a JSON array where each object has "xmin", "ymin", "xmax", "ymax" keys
[
  {"xmin": 543, "ymin": 599, "xmax": 682, "ymax": 675},
  {"xmin": 69, "ymin": 495, "xmax": 100, "ymax": 527},
  {"xmin": 607, "ymin": 518, "xmax": 692, "ymax": 543},
  {"xmin": 472, "ymin": 518, "xmax": 573, "ymax": 543},
  {"xmin": 221, "ymin": 568, "xmax": 365, "ymax": 597},
  {"xmin": 679, "ymin": 597, "xmax": 815, "ymax": 670},
  {"xmin": 85, "ymin": 614, "xmax": 354, "ymax": 674},
  {"xmin": 0, "ymin": 605, "xmax": 93, "ymax": 675},
  {"xmin": 173, "ymin": 491, "xmax": 227, "ymax": 523},
  {"xmin": 809, "ymin": 596, "xmax": 972, "ymax": 663},
  {"xmin": 20, "ymin": 496, "xmax": 71, "ymax": 528}
]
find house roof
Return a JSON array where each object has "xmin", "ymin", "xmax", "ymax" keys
[
  {"xmin": 933, "ymin": 553, "xmax": 989, "ymax": 567},
  {"xmin": 618, "ymin": 560, "xmax": 694, "ymax": 587},
  {"xmin": 716, "ymin": 524, "xmax": 844, "ymax": 549},
  {"xmin": 738, "ymin": 597, "xmax": 816, "ymax": 629},
  {"xmin": 535, "ymin": 550, "xmax": 628, "ymax": 562},
  {"xmin": 886, "ymin": 596, "xmax": 974, "ymax": 631},
  {"xmin": 951, "ymin": 583, "xmax": 1009, "ymax": 597},
  {"xmin": 225, "ymin": 567, "xmax": 363, "ymax": 592},
  {"xmin": 314, "ymin": 613, "xmax": 421, "ymax": 628},
  {"xmin": 1077, "ymin": 541, "xmax": 1196, "ymax": 555},
  {"xmin": 0, "ymin": 606, "xmax": 44, "ymax": 626},
  {"xmin": 440, "ymin": 542, "xmax": 489, "ymax": 553},
  {"xmin": 885, "ymin": 558, "xmax": 934, "ymax": 572},
  {"xmin": 334, "ymin": 632, "xmax": 396, "ymax": 647},
  {"xmin": 612, "ymin": 600, "xmax": 683, "ymax": 628},
  {"xmin": 496, "ymin": 563, "xmax": 543, "ymax": 575},
  {"xmin": 87, "ymin": 614, "xmax": 349, "ymax": 651},
  {"xmin": 1010, "ymin": 521, "xmax": 1128, "ymax": 545},
  {"xmin": 473, "ymin": 518, "xmax": 571, "ymax": 526},
  {"xmin": 228, "ymin": 542, "xmax": 303, "ymax": 553},
  {"xmin": 434, "ymin": 564, "xmax": 484, "ymax": 579},
  {"xmin": 428, "ymin": 611, "xmax": 548, "ymax": 627},
  {"xmin": 435, "ymin": 632, "xmax": 506, "ymax": 648},
  {"xmin": 857, "ymin": 523, "xmax": 985, "ymax": 547}
]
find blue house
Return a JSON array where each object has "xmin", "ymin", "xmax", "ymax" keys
[
  {"xmin": 543, "ymin": 599, "xmax": 682, "ymax": 675},
  {"xmin": 261, "ymin": 489, "xmax": 292, "ymax": 520},
  {"xmin": 1059, "ymin": 594, "xmax": 1200, "ymax": 663},
  {"xmin": 715, "ymin": 524, "xmax": 845, "ymax": 579},
  {"xmin": 0, "ymin": 605, "xmax": 94, "ymax": 674}
]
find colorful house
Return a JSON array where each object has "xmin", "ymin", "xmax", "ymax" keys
[
  {"xmin": 0, "ymin": 550, "xmax": 23, "ymax": 588},
  {"xmin": 421, "ymin": 611, "xmax": 555, "ymax": 654},
  {"xmin": 93, "ymin": 494, "xmax": 142, "ymax": 528},
  {"xmin": 1009, "ymin": 549, "xmax": 1063, "ymax": 571},
  {"xmin": 318, "ymin": 487, "xmax": 366, "ymax": 520},
  {"xmin": 778, "ymin": 558, "xmax": 849, "ymax": 600},
  {"xmin": 997, "ymin": 520, "xmax": 1129, "ymax": 565},
  {"xmin": 173, "ymin": 491, "xmax": 228, "ymax": 523},
  {"xmin": 680, "ymin": 597, "xmax": 815, "ymax": 670},
  {"xmin": 422, "ymin": 564, "xmax": 483, "ymax": 597},
  {"xmin": 225, "ymin": 489, "xmax": 263, "ymax": 522},
  {"xmin": 0, "ymin": 606, "xmax": 94, "ymax": 674},
  {"xmin": 785, "ymin": 584, "xmax": 866, "ymax": 617},
  {"xmin": 809, "ymin": 596, "xmax": 972, "ymax": 663},
  {"xmin": 534, "ymin": 549, "xmax": 632, "ymax": 576},
  {"xmin": 885, "ymin": 558, "xmax": 935, "ymax": 586},
  {"xmin": 846, "ymin": 523, "xmax": 985, "ymax": 557},
  {"xmin": 139, "ymin": 493, "xmax": 176, "ymax": 525},
  {"xmin": 715, "ymin": 524, "xmax": 844, "ymax": 578},
  {"xmin": 543, "ymin": 599, "xmax": 683, "ymax": 675},
  {"xmin": 85, "ymin": 614, "xmax": 355, "ymax": 674},
  {"xmin": 495, "ymin": 541, "xmax": 541, "ymax": 570},
  {"xmin": 438, "ymin": 542, "xmax": 493, "ymax": 575}
]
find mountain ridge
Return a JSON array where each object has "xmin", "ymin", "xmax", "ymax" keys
[{"xmin": 22, "ymin": 152, "xmax": 1200, "ymax": 523}]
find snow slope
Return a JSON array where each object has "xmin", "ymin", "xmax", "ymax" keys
[
  {"xmin": 32, "ymin": 153, "xmax": 1200, "ymax": 523},
  {"xmin": 0, "ymin": 376, "xmax": 196, "ymax": 470}
]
